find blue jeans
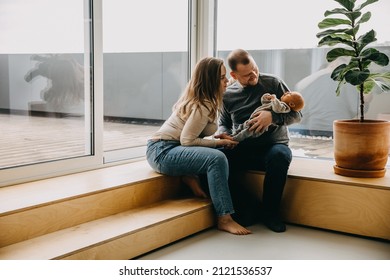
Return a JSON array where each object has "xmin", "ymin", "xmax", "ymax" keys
[{"xmin": 146, "ymin": 140, "xmax": 234, "ymax": 217}]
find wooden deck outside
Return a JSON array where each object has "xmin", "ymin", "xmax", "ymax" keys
[{"xmin": 1, "ymin": 113, "xmax": 335, "ymax": 169}]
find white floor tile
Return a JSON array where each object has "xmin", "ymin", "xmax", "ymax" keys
[{"xmin": 137, "ymin": 224, "xmax": 390, "ymax": 260}]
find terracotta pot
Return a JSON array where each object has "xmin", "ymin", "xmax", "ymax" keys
[{"xmin": 333, "ymin": 119, "xmax": 390, "ymax": 178}]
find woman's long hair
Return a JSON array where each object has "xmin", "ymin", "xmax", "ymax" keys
[{"xmin": 173, "ymin": 57, "xmax": 224, "ymax": 121}]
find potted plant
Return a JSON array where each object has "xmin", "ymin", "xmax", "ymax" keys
[{"xmin": 317, "ymin": 0, "xmax": 390, "ymax": 177}]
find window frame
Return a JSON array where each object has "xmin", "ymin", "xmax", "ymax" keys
[{"xmin": 0, "ymin": 0, "xmax": 206, "ymax": 187}]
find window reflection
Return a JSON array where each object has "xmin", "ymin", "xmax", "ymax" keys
[
  {"xmin": 24, "ymin": 54, "xmax": 84, "ymax": 117},
  {"xmin": 0, "ymin": 0, "xmax": 92, "ymax": 170}
]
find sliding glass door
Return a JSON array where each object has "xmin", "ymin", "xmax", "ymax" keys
[
  {"xmin": 0, "ymin": 0, "xmax": 96, "ymax": 185},
  {"xmin": 0, "ymin": 0, "xmax": 192, "ymax": 186},
  {"xmin": 102, "ymin": 0, "xmax": 189, "ymax": 163}
]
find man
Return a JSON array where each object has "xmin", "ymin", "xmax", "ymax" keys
[{"xmin": 218, "ymin": 49, "xmax": 302, "ymax": 232}]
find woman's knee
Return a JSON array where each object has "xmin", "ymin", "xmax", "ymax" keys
[{"xmin": 210, "ymin": 149, "xmax": 229, "ymax": 166}]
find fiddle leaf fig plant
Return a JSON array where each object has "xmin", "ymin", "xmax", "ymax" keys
[{"xmin": 317, "ymin": 0, "xmax": 390, "ymax": 121}]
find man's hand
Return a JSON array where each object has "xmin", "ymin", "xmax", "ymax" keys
[
  {"xmin": 213, "ymin": 133, "xmax": 238, "ymax": 149},
  {"xmin": 247, "ymin": 110, "xmax": 272, "ymax": 134},
  {"xmin": 214, "ymin": 133, "xmax": 234, "ymax": 141}
]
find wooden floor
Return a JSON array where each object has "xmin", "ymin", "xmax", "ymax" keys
[{"xmin": 1, "ymin": 113, "xmax": 335, "ymax": 169}]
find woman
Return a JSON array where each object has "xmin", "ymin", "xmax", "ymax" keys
[{"xmin": 146, "ymin": 57, "xmax": 251, "ymax": 235}]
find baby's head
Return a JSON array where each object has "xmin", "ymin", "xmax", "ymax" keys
[{"xmin": 281, "ymin": 91, "xmax": 304, "ymax": 111}]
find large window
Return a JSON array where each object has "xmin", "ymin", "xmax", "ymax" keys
[
  {"xmin": 102, "ymin": 0, "xmax": 189, "ymax": 162},
  {"xmin": 1, "ymin": 0, "xmax": 389, "ymax": 187},
  {"xmin": 216, "ymin": 0, "xmax": 390, "ymax": 160},
  {"xmin": 0, "ymin": 0, "xmax": 191, "ymax": 186},
  {"xmin": 0, "ymin": 0, "xmax": 93, "ymax": 170}
]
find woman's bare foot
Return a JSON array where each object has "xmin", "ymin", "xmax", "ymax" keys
[
  {"xmin": 217, "ymin": 215, "xmax": 252, "ymax": 235},
  {"xmin": 181, "ymin": 175, "xmax": 208, "ymax": 198}
]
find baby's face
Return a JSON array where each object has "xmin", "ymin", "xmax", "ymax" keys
[
  {"xmin": 281, "ymin": 91, "xmax": 304, "ymax": 111},
  {"xmin": 281, "ymin": 92, "xmax": 294, "ymax": 103}
]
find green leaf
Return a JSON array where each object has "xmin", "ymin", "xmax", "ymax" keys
[
  {"xmin": 363, "ymin": 80, "xmax": 376, "ymax": 93},
  {"xmin": 331, "ymin": 33, "xmax": 354, "ymax": 41},
  {"xmin": 345, "ymin": 69, "xmax": 370, "ymax": 85},
  {"xmin": 331, "ymin": 64, "xmax": 347, "ymax": 81},
  {"xmin": 318, "ymin": 33, "xmax": 355, "ymax": 48},
  {"xmin": 356, "ymin": 11, "xmax": 371, "ymax": 25},
  {"xmin": 345, "ymin": 25, "xmax": 359, "ymax": 36},
  {"xmin": 357, "ymin": 29, "xmax": 377, "ymax": 51},
  {"xmin": 361, "ymin": 60, "xmax": 372, "ymax": 69},
  {"xmin": 327, "ymin": 48, "xmax": 356, "ymax": 62},
  {"xmin": 356, "ymin": 0, "xmax": 379, "ymax": 11},
  {"xmin": 347, "ymin": 58, "xmax": 360, "ymax": 68},
  {"xmin": 316, "ymin": 28, "xmax": 350, "ymax": 38},
  {"xmin": 369, "ymin": 72, "xmax": 390, "ymax": 90},
  {"xmin": 346, "ymin": 11, "xmax": 362, "ymax": 22},
  {"xmin": 319, "ymin": 0, "xmax": 385, "ymax": 104},
  {"xmin": 324, "ymin": 8, "xmax": 349, "ymax": 17},
  {"xmin": 364, "ymin": 72, "xmax": 390, "ymax": 93},
  {"xmin": 318, "ymin": 35, "xmax": 348, "ymax": 47},
  {"xmin": 370, "ymin": 72, "xmax": 390, "ymax": 81},
  {"xmin": 374, "ymin": 81, "xmax": 390, "ymax": 92},
  {"xmin": 362, "ymin": 51, "xmax": 390, "ymax": 67},
  {"xmin": 318, "ymin": 18, "xmax": 351, "ymax": 29},
  {"xmin": 335, "ymin": 79, "xmax": 347, "ymax": 96},
  {"xmin": 360, "ymin": 47, "xmax": 379, "ymax": 56},
  {"xmin": 318, "ymin": 38, "xmax": 339, "ymax": 47},
  {"xmin": 335, "ymin": 0, "xmax": 355, "ymax": 11}
]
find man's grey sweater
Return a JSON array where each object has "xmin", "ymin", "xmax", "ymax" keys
[{"xmin": 218, "ymin": 73, "xmax": 302, "ymax": 146}]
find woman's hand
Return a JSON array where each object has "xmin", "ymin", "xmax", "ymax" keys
[
  {"xmin": 214, "ymin": 133, "xmax": 238, "ymax": 149},
  {"xmin": 214, "ymin": 133, "xmax": 234, "ymax": 141}
]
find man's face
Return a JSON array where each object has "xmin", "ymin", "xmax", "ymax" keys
[{"xmin": 231, "ymin": 58, "xmax": 259, "ymax": 87}]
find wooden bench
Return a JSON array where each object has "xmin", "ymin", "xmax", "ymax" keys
[
  {"xmin": 0, "ymin": 158, "xmax": 389, "ymax": 260},
  {"xmin": 0, "ymin": 161, "xmax": 214, "ymax": 260},
  {"xmin": 244, "ymin": 158, "xmax": 390, "ymax": 240}
]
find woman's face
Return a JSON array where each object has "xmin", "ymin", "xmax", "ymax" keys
[{"xmin": 220, "ymin": 65, "xmax": 229, "ymax": 92}]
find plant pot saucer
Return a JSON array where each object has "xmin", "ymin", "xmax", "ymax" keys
[{"xmin": 333, "ymin": 165, "xmax": 386, "ymax": 178}]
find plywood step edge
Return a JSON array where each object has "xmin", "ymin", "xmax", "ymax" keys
[
  {"xmin": 0, "ymin": 160, "xmax": 174, "ymax": 215},
  {"xmin": 243, "ymin": 171, "xmax": 390, "ymax": 240},
  {"xmin": 0, "ymin": 198, "xmax": 215, "ymax": 260},
  {"xmin": 0, "ymin": 177, "xmax": 183, "ymax": 248},
  {"xmin": 287, "ymin": 158, "xmax": 390, "ymax": 190}
]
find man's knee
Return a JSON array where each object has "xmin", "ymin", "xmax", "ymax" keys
[{"xmin": 267, "ymin": 145, "xmax": 292, "ymax": 167}]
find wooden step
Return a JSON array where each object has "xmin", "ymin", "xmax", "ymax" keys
[
  {"xmin": 2, "ymin": 157, "xmax": 388, "ymax": 260},
  {"xmin": 0, "ymin": 161, "xmax": 183, "ymax": 247},
  {"xmin": 0, "ymin": 198, "xmax": 214, "ymax": 260},
  {"xmin": 243, "ymin": 158, "xmax": 390, "ymax": 240}
]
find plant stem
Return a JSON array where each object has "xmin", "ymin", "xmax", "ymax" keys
[
  {"xmin": 350, "ymin": 19, "xmax": 365, "ymax": 122},
  {"xmin": 359, "ymin": 84, "xmax": 364, "ymax": 122}
]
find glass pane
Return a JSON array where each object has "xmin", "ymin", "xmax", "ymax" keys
[
  {"xmin": 102, "ymin": 0, "xmax": 189, "ymax": 162},
  {"xmin": 0, "ymin": 0, "xmax": 93, "ymax": 169},
  {"xmin": 216, "ymin": 0, "xmax": 390, "ymax": 161}
]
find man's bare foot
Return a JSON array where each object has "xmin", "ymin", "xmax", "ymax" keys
[
  {"xmin": 217, "ymin": 215, "xmax": 252, "ymax": 235},
  {"xmin": 181, "ymin": 175, "xmax": 208, "ymax": 198}
]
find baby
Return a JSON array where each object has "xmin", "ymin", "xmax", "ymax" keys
[{"xmin": 232, "ymin": 91, "xmax": 304, "ymax": 142}]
